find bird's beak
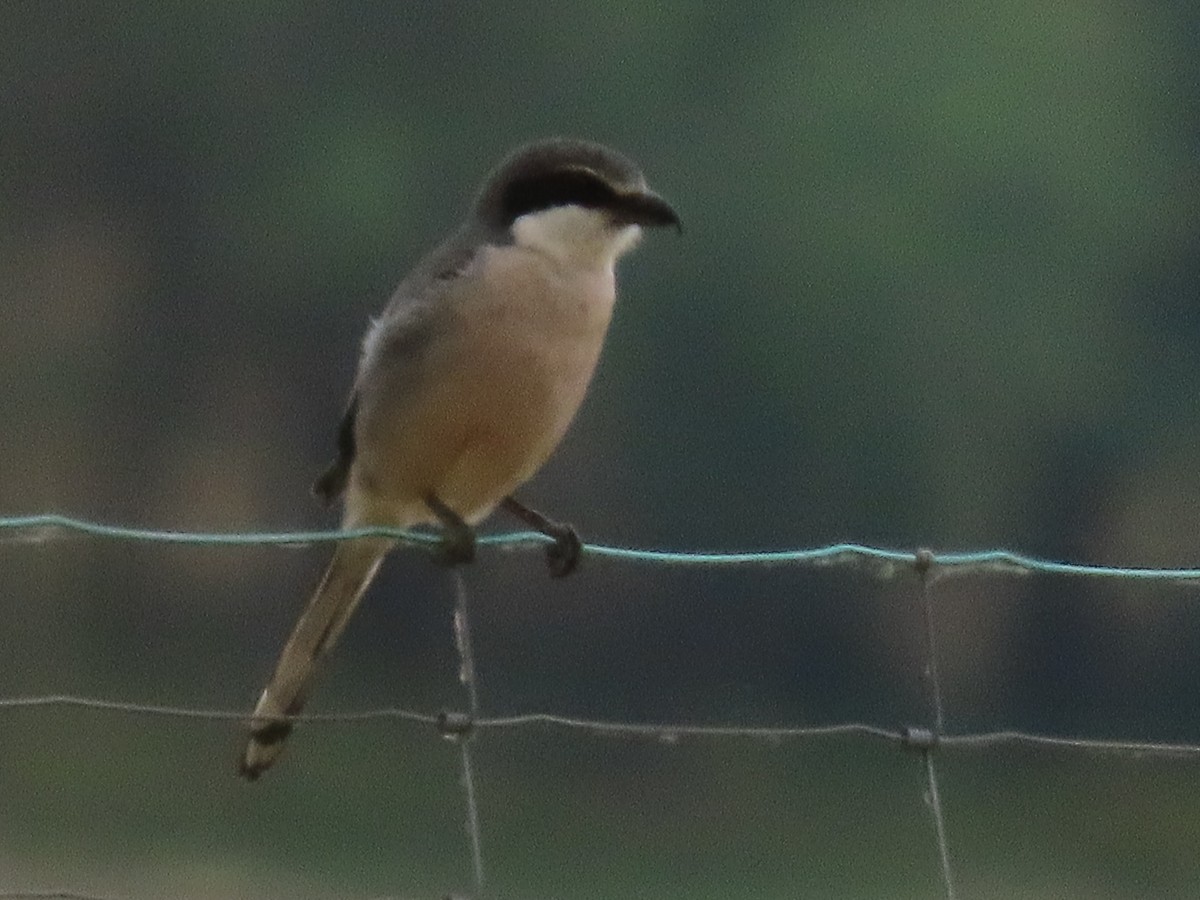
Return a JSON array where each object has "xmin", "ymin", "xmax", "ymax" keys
[{"xmin": 613, "ymin": 189, "xmax": 682, "ymax": 232}]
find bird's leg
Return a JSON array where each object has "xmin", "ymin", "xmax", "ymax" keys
[
  {"xmin": 424, "ymin": 493, "xmax": 476, "ymax": 566},
  {"xmin": 501, "ymin": 496, "xmax": 582, "ymax": 577}
]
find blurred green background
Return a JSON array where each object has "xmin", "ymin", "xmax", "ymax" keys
[{"xmin": 3, "ymin": 2, "xmax": 1200, "ymax": 898}]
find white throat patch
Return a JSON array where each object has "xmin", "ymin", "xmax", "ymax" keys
[{"xmin": 511, "ymin": 205, "xmax": 642, "ymax": 270}]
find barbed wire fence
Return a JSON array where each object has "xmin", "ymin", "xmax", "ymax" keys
[{"xmin": 4, "ymin": 514, "xmax": 1200, "ymax": 899}]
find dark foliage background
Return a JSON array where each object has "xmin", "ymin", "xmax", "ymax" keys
[{"xmin": 3, "ymin": 3, "xmax": 1199, "ymax": 897}]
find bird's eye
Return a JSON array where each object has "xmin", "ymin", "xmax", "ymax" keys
[{"xmin": 501, "ymin": 168, "xmax": 616, "ymax": 223}]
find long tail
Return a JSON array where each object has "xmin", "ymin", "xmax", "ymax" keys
[{"xmin": 240, "ymin": 536, "xmax": 392, "ymax": 780}]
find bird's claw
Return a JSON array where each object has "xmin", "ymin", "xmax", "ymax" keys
[
  {"xmin": 432, "ymin": 529, "xmax": 476, "ymax": 567},
  {"xmin": 545, "ymin": 524, "xmax": 582, "ymax": 578}
]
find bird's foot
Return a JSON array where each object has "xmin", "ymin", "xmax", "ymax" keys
[
  {"xmin": 425, "ymin": 493, "xmax": 476, "ymax": 567},
  {"xmin": 501, "ymin": 496, "xmax": 583, "ymax": 577},
  {"xmin": 433, "ymin": 527, "xmax": 476, "ymax": 567},
  {"xmin": 543, "ymin": 522, "xmax": 582, "ymax": 578}
]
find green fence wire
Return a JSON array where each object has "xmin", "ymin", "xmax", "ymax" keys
[{"xmin": 5, "ymin": 513, "xmax": 1200, "ymax": 578}]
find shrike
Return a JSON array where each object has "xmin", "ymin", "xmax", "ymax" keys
[{"xmin": 240, "ymin": 138, "xmax": 679, "ymax": 779}]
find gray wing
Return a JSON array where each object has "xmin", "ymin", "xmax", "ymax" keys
[
  {"xmin": 311, "ymin": 227, "xmax": 483, "ymax": 506},
  {"xmin": 312, "ymin": 392, "xmax": 358, "ymax": 505}
]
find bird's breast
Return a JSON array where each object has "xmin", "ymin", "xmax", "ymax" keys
[
  {"xmin": 455, "ymin": 244, "xmax": 616, "ymax": 440},
  {"xmin": 353, "ymin": 244, "xmax": 620, "ymax": 526}
]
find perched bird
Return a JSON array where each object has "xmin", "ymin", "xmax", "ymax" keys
[{"xmin": 240, "ymin": 138, "xmax": 679, "ymax": 779}]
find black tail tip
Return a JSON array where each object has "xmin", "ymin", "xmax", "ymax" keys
[{"xmin": 238, "ymin": 720, "xmax": 293, "ymax": 780}]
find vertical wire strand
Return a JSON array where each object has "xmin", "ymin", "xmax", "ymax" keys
[
  {"xmin": 915, "ymin": 551, "xmax": 957, "ymax": 900},
  {"xmin": 918, "ymin": 560, "xmax": 946, "ymax": 735},
  {"xmin": 923, "ymin": 748, "xmax": 956, "ymax": 899},
  {"xmin": 451, "ymin": 569, "xmax": 486, "ymax": 893},
  {"xmin": 458, "ymin": 740, "xmax": 484, "ymax": 894}
]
